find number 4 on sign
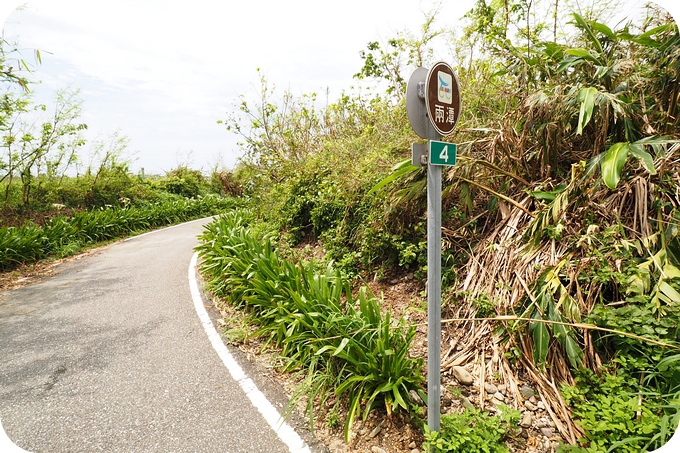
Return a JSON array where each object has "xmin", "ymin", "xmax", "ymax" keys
[
  {"xmin": 439, "ymin": 145, "xmax": 450, "ymax": 162},
  {"xmin": 429, "ymin": 140, "xmax": 457, "ymax": 166}
]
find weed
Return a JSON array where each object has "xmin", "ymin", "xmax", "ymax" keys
[{"xmin": 422, "ymin": 405, "xmax": 520, "ymax": 453}]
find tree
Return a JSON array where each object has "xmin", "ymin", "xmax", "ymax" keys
[
  {"xmin": 0, "ymin": 37, "xmax": 35, "ymax": 91},
  {"xmin": 354, "ymin": 8, "xmax": 448, "ymax": 98},
  {"xmin": 219, "ymin": 69, "xmax": 323, "ymax": 177},
  {"xmin": 1, "ymin": 89, "xmax": 87, "ymax": 206}
]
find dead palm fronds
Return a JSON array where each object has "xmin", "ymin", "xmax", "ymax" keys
[{"xmin": 436, "ymin": 138, "xmax": 680, "ymax": 443}]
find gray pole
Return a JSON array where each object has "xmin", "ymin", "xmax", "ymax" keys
[
  {"xmin": 405, "ymin": 68, "xmax": 444, "ymax": 434},
  {"xmin": 426, "ymin": 140, "xmax": 442, "ymax": 432}
]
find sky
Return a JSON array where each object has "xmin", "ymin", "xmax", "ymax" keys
[{"xmin": 0, "ymin": 0, "xmax": 679, "ymax": 176}]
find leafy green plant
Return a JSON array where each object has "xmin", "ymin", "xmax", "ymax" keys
[
  {"xmin": 559, "ymin": 367, "xmax": 679, "ymax": 453},
  {"xmin": 0, "ymin": 194, "xmax": 235, "ymax": 270},
  {"xmin": 422, "ymin": 405, "xmax": 520, "ymax": 453},
  {"xmin": 196, "ymin": 212, "xmax": 424, "ymax": 441}
]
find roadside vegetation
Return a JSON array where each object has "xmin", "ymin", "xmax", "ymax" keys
[
  {"xmin": 0, "ymin": 39, "xmax": 240, "ymax": 272},
  {"xmin": 198, "ymin": 1, "xmax": 680, "ymax": 452},
  {"xmin": 3, "ymin": 0, "xmax": 679, "ymax": 451},
  {"xmin": 196, "ymin": 211, "xmax": 424, "ymax": 442}
]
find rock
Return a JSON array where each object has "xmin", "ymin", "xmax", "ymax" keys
[
  {"xmin": 410, "ymin": 390, "xmax": 425, "ymax": 406},
  {"xmin": 452, "ymin": 366, "xmax": 475, "ymax": 386},
  {"xmin": 484, "ymin": 382, "xmax": 498, "ymax": 394},
  {"xmin": 493, "ymin": 391, "xmax": 505, "ymax": 401},
  {"xmin": 368, "ymin": 424, "xmax": 382, "ymax": 439},
  {"xmin": 529, "ymin": 396, "xmax": 537, "ymax": 404},
  {"xmin": 411, "ymin": 450, "xmax": 420, "ymax": 453},
  {"xmin": 409, "ymin": 441, "xmax": 417, "ymax": 449},
  {"xmin": 498, "ymin": 384, "xmax": 506, "ymax": 393},
  {"xmin": 520, "ymin": 412, "xmax": 533, "ymax": 428},
  {"xmin": 329, "ymin": 439, "xmax": 350, "ymax": 453},
  {"xmin": 524, "ymin": 401, "xmax": 538, "ymax": 411},
  {"xmin": 536, "ymin": 400, "xmax": 545, "ymax": 410},
  {"xmin": 461, "ymin": 396, "xmax": 474, "ymax": 410},
  {"xmin": 540, "ymin": 427, "xmax": 554, "ymax": 438},
  {"xmin": 491, "ymin": 398, "xmax": 505, "ymax": 407},
  {"xmin": 371, "ymin": 447, "xmax": 387, "ymax": 453},
  {"xmin": 520, "ymin": 385, "xmax": 536, "ymax": 398}
]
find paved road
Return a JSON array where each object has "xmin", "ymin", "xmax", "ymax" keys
[{"xmin": 0, "ymin": 218, "xmax": 320, "ymax": 453}]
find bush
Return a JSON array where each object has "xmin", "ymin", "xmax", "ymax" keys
[
  {"xmin": 0, "ymin": 194, "xmax": 237, "ymax": 270},
  {"xmin": 153, "ymin": 166, "xmax": 209, "ymax": 198}
]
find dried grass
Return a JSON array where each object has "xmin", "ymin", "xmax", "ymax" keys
[{"xmin": 436, "ymin": 143, "xmax": 680, "ymax": 445}]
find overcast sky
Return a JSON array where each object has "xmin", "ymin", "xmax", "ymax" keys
[{"xmin": 1, "ymin": 0, "xmax": 678, "ymax": 175}]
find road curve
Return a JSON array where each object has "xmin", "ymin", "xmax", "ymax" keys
[{"xmin": 0, "ymin": 218, "xmax": 321, "ymax": 453}]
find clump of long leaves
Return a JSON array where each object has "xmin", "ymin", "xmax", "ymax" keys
[
  {"xmin": 0, "ymin": 194, "xmax": 235, "ymax": 270},
  {"xmin": 196, "ymin": 211, "xmax": 424, "ymax": 441}
]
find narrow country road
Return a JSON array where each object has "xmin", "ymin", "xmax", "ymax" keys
[{"xmin": 0, "ymin": 218, "xmax": 320, "ymax": 453}]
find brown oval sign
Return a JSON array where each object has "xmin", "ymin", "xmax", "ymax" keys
[{"xmin": 425, "ymin": 61, "xmax": 461, "ymax": 137}]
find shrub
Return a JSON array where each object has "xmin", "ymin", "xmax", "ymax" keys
[{"xmin": 0, "ymin": 194, "xmax": 236, "ymax": 270}]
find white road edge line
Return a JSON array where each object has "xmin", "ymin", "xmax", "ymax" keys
[{"xmin": 189, "ymin": 252, "xmax": 312, "ymax": 453}]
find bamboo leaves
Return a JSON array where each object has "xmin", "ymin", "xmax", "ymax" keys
[
  {"xmin": 529, "ymin": 307, "xmax": 550, "ymax": 367},
  {"xmin": 522, "ymin": 261, "xmax": 585, "ymax": 370},
  {"xmin": 601, "ymin": 141, "xmax": 658, "ymax": 189},
  {"xmin": 368, "ymin": 158, "xmax": 419, "ymax": 194},
  {"xmin": 601, "ymin": 142, "xmax": 631, "ymax": 189},
  {"xmin": 571, "ymin": 13, "xmax": 605, "ymax": 57},
  {"xmin": 576, "ymin": 87, "xmax": 598, "ymax": 135},
  {"xmin": 631, "ymin": 247, "xmax": 680, "ymax": 312}
]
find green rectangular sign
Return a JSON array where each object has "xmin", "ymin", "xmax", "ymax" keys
[{"xmin": 429, "ymin": 140, "xmax": 457, "ymax": 166}]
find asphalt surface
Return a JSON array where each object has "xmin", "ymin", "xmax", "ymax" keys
[{"xmin": 0, "ymin": 218, "xmax": 321, "ymax": 453}]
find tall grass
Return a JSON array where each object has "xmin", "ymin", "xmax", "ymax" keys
[
  {"xmin": 196, "ymin": 211, "xmax": 424, "ymax": 440},
  {"xmin": 0, "ymin": 195, "xmax": 236, "ymax": 270}
]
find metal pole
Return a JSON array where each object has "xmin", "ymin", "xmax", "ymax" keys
[
  {"xmin": 427, "ymin": 141, "xmax": 442, "ymax": 432},
  {"xmin": 405, "ymin": 68, "xmax": 446, "ymax": 434}
]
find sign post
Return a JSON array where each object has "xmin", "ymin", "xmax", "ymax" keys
[
  {"xmin": 406, "ymin": 62, "xmax": 461, "ymax": 434},
  {"xmin": 426, "ymin": 149, "xmax": 443, "ymax": 433}
]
